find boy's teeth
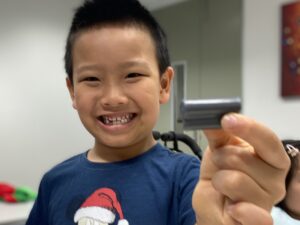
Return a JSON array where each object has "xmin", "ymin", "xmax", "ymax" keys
[{"xmin": 101, "ymin": 114, "xmax": 134, "ymax": 125}]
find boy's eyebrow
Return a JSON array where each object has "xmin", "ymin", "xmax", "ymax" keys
[
  {"xmin": 75, "ymin": 65, "xmax": 101, "ymax": 74},
  {"xmin": 118, "ymin": 59, "xmax": 152, "ymax": 70}
]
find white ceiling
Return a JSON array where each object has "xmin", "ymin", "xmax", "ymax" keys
[{"xmin": 139, "ymin": 0, "xmax": 188, "ymax": 10}]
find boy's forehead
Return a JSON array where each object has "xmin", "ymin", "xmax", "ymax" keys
[
  {"xmin": 74, "ymin": 24, "xmax": 156, "ymax": 52},
  {"xmin": 72, "ymin": 25, "xmax": 159, "ymax": 72},
  {"xmin": 76, "ymin": 24, "xmax": 154, "ymax": 46},
  {"xmin": 74, "ymin": 24, "xmax": 157, "ymax": 55}
]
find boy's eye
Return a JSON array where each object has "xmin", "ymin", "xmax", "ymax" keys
[
  {"xmin": 83, "ymin": 77, "xmax": 99, "ymax": 82},
  {"xmin": 126, "ymin": 73, "xmax": 143, "ymax": 78},
  {"xmin": 79, "ymin": 76, "xmax": 101, "ymax": 86}
]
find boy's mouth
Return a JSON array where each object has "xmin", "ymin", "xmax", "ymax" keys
[{"xmin": 98, "ymin": 113, "xmax": 136, "ymax": 125}]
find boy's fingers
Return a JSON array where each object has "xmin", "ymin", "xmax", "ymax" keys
[
  {"xmin": 211, "ymin": 145, "xmax": 286, "ymax": 202},
  {"xmin": 212, "ymin": 170, "xmax": 273, "ymax": 210},
  {"xmin": 192, "ymin": 180, "xmax": 225, "ymax": 225},
  {"xmin": 206, "ymin": 113, "xmax": 289, "ymax": 170},
  {"xmin": 226, "ymin": 202, "xmax": 273, "ymax": 225},
  {"xmin": 203, "ymin": 129, "xmax": 232, "ymax": 150}
]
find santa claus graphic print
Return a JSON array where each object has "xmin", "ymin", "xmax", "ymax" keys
[{"xmin": 74, "ymin": 188, "xmax": 129, "ymax": 225}]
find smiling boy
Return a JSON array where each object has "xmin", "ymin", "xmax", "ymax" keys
[{"xmin": 26, "ymin": 0, "xmax": 289, "ymax": 225}]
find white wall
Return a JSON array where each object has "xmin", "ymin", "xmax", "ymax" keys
[
  {"xmin": 243, "ymin": 0, "xmax": 300, "ymax": 139},
  {"xmin": 0, "ymin": 0, "xmax": 92, "ymax": 190}
]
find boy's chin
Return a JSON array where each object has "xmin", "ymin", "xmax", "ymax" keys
[{"xmin": 94, "ymin": 135, "xmax": 155, "ymax": 152}]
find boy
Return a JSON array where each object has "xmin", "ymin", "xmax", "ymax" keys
[{"xmin": 26, "ymin": 0, "xmax": 290, "ymax": 224}]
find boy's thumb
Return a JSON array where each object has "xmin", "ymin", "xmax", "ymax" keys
[
  {"xmin": 203, "ymin": 113, "xmax": 239, "ymax": 149},
  {"xmin": 203, "ymin": 129, "xmax": 231, "ymax": 149}
]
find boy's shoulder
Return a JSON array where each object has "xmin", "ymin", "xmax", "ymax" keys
[
  {"xmin": 42, "ymin": 152, "xmax": 85, "ymax": 183},
  {"xmin": 156, "ymin": 141, "xmax": 199, "ymax": 157},
  {"xmin": 154, "ymin": 143, "xmax": 201, "ymax": 174},
  {"xmin": 52, "ymin": 152, "xmax": 83, "ymax": 170},
  {"xmin": 157, "ymin": 143, "xmax": 200, "ymax": 163}
]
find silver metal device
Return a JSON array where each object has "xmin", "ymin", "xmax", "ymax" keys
[{"xmin": 180, "ymin": 98, "xmax": 241, "ymax": 130}]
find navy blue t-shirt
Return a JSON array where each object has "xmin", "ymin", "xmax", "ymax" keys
[{"xmin": 26, "ymin": 143, "xmax": 200, "ymax": 225}]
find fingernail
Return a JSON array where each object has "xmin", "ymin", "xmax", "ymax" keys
[{"xmin": 222, "ymin": 113, "xmax": 238, "ymax": 129}]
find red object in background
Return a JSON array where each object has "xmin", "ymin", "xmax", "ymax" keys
[
  {"xmin": 0, "ymin": 183, "xmax": 15, "ymax": 196},
  {"xmin": 0, "ymin": 183, "xmax": 17, "ymax": 203},
  {"xmin": 281, "ymin": 2, "xmax": 300, "ymax": 97}
]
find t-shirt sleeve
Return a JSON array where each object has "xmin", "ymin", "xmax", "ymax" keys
[
  {"xmin": 177, "ymin": 156, "xmax": 200, "ymax": 225},
  {"xmin": 25, "ymin": 175, "xmax": 50, "ymax": 225}
]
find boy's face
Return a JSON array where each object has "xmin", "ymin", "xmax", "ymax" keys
[{"xmin": 67, "ymin": 26, "xmax": 173, "ymax": 156}]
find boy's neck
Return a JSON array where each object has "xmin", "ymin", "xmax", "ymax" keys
[{"xmin": 87, "ymin": 138, "xmax": 157, "ymax": 163}]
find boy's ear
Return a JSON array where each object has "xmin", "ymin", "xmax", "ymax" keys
[
  {"xmin": 66, "ymin": 78, "xmax": 77, "ymax": 109},
  {"xmin": 159, "ymin": 66, "xmax": 174, "ymax": 104}
]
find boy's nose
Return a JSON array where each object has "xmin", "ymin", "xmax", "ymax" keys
[{"xmin": 100, "ymin": 85, "xmax": 128, "ymax": 107}]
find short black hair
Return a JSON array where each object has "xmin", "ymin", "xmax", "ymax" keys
[
  {"xmin": 276, "ymin": 140, "xmax": 300, "ymax": 211},
  {"xmin": 64, "ymin": 0, "xmax": 170, "ymax": 83}
]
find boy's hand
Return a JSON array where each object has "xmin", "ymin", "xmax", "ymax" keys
[{"xmin": 192, "ymin": 113, "xmax": 290, "ymax": 225}]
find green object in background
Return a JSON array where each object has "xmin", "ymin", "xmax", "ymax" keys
[{"xmin": 14, "ymin": 186, "xmax": 37, "ymax": 202}]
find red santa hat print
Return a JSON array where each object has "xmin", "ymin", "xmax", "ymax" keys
[{"xmin": 74, "ymin": 188, "xmax": 129, "ymax": 225}]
